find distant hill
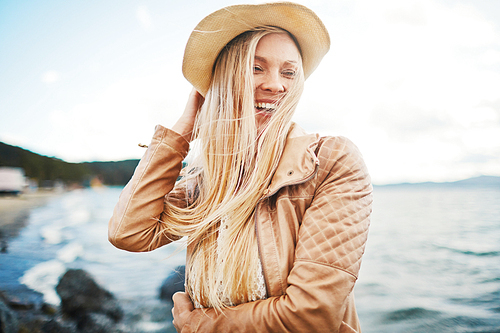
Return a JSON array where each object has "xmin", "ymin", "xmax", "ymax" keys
[
  {"xmin": 0, "ymin": 141, "xmax": 139, "ymax": 186},
  {"xmin": 375, "ymin": 175, "xmax": 500, "ymax": 188},
  {"xmin": 2, "ymin": 140, "xmax": 498, "ymax": 189},
  {"xmin": 83, "ymin": 160, "xmax": 140, "ymax": 186}
]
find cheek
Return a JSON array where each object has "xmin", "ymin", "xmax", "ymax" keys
[
  {"xmin": 253, "ymin": 77, "xmax": 261, "ymax": 92},
  {"xmin": 282, "ymin": 77, "xmax": 295, "ymax": 91}
]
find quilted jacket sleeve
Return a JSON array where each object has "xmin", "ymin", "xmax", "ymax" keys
[
  {"xmin": 108, "ymin": 125, "xmax": 190, "ymax": 252},
  {"xmin": 181, "ymin": 136, "xmax": 373, "ymax": 333}
]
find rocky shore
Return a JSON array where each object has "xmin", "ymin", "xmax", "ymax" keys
[
  {"xmin": 1, "ymin": 268, "xmax": 120, "ymax": 332},
  {"xmin": 0, "ymin": 266, "xmax": 186, "ymax": 333},
  {"xmin": 0, "ymin": 192, "xmax": 186, "ymax": 332}
]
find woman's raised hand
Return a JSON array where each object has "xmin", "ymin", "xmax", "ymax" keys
[{"xmin": 172, "ymin": 88, "xmax": 204, "ymax": 142}]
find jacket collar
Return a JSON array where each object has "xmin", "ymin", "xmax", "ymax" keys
[{"xmin": 267, "ymin": 123, "xmax": 320, "ymax": 195}]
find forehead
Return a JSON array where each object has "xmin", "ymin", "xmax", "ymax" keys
[{"xmin": 255, "ymin": 33, "xmax": 301, "ymax": 63}]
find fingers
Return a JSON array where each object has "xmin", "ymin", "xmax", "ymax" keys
[
  {"xmin": 172, "ymin": 292, "xmax": 194, "ymax": 332},
  {"xmin": 184, "ymin": 88, "xmax": 204, "ymax": 118},
  {"xmin": 172, "ymin": 88, "xmax": 204, "ymax": 142},
  {"xmin": 172, "ymin": 291, "xmax": 184, "ymax": 303},
  {"xmin": 172, "ymin": 292, "xmax": 182, "ymax": 332},
  {"xmin": 173, "ymin": 292, "xmax": 194, "ymax": 309},
  {"xmin": 172, "ymin": 306, "xmax": 179, "ymax": 332}
]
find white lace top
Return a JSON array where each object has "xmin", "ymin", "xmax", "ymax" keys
[{"xmin": 190, "ymin": 217, "xmax": 267, "ymax": 308}]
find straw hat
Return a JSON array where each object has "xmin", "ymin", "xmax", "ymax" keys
[{"xmin": 182, "ymin": 2, "xmax": 330, "ymax": 96}]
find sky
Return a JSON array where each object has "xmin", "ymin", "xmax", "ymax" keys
[{"xmin": 1, "ymin": 0, "xmax": 499, "ymax": 185}]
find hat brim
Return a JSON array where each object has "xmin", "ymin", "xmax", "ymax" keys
[{"xmin": 182, "ymin": 2, "xmax": 330, "ymax": 96}]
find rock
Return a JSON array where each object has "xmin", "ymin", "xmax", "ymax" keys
[
  {"xmin": 56, "ymin": 269, "xmax": 123, "ymax": 322},
  {"xmin": 0, "ymin": 287, "xmax": 44, "ymax": 311},
  {"xmin": 18, "ymin": 316, "xmax": 76, "ymax": 333},
  {"xmin": 15, "ymin": 310, "xmax": 78, "ymax": 333},
  {"xmin": 0, "ymin": 230, "xmax": 7, "ymax": 253},
  {"xmin": 41, "ymin": 303, "xmax": 58, "ymax": 316},
  {"xmin": 5, "ymin": 297, "xmax": 35, "ymax": 311},
  {"xmin": 159, "ymin": 265, "xmax": 185, "ymax": 301},
  {"xmin": 17, "ymin": 315, "xmax": 45, "ymax": 333},
  {"xmin": 0, "ymin": 299, "xmax": 19, "ymax": 333},
  {"xmin": 40, "ymin": 318, "xmax": 77, "ymax": 333},
  {"xmin": 76, "ymin": 313, "xmax": 121, "ymax": 333},
  {"xmin": 0, "ymin": 291, "xmax": 8, "ymax": 305}
]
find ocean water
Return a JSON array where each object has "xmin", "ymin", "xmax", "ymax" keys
[
  {"xmin": 0, "ymin": 185, "xmax": 499, "ymax": 332},
  {"xmin": 356, "ymin": 186, "xmax": 500, "ymax": 332},
  {"xmin": 0, "ymin": 187, "xmax": 186, "ymax": 332}
]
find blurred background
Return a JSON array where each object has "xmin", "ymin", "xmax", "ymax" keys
[{"xmin": 1, "ymin": 0, "xmax": 499, "ymax": 332}]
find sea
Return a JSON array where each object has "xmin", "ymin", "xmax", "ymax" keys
[{"xmin": 0, "ymin": 185, "xmax": 499, "ymax": 332}]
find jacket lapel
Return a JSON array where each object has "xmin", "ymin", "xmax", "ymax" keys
[{"xmin": 267, "ymin": 123, "xmax": 320, "ymax": 195}]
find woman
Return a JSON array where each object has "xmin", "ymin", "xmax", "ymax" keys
[{"xmin": 109, "ymin": 2, "xmax": 372, "ymax": 332}]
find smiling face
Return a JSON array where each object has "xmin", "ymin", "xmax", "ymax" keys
[{"xmin": 253, "ymin": 33, "xmax": 301, "ymax": 132}]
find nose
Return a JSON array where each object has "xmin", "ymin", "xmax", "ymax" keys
[{"xmin": 259, "ymin": 71, "xmax": 285, "ymax": 93}]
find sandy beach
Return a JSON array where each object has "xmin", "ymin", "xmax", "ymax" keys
[
  {"xmin": 0, "ymin": 191, "xmax": 57, "ymax": 213},
  {"xmin": 0, "ymin": 191, "xmax": 59, "ymax": 238}
]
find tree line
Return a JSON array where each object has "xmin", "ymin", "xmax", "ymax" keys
[{"xmin": 0, "ymin": 142, "xmax": 139, "ymax": 186}]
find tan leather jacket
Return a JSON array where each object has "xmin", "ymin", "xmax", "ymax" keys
[{"xmin": 109, "ymin": 124, "xmax": 373, "ymax": 333}]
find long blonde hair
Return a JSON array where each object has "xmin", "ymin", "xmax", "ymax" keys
[{"xmin": 163, "ymin": 26, "xmax": 304, "ymax": 309}]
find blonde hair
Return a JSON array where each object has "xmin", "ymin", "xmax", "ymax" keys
[{"xmin": 163, "ymin": 26, "xmax": 304, "ymax": 310}]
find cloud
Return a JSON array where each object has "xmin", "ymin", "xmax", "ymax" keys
[
  {"xmin": 6, "ymin": 0, "xmax": 498, "ymax": 184},
  {"xmin": 45, "ymin": 63, "xmax": 191, "ymax": 162},
  {"xmin": 460, "ymin": 153, "xmax": 498, "ymax": 164},
  {"xmin": 292, "ymin": 0, "xmax": 500, "ymax": 183},
  {"xmin": 137, "ymin": 6, "xmax": 153, "ymax": 32},
  {"xmin": 479, "ymin": 50, "xmax": 500, "ymax": 66},
  {"xmin": 0, "ymin": 133, "xmax": 30, "ymax": 149},
  {"xmin": 479, "ymin": 99, "xmax": 500, "ymax": 123},
  {"xmin": 41, "ymin": 71, "xmax": 61, "ymax": 84},
  {"xmin": 385, "ymin": 2, "xmax": 428, "ymax": 26},
  {"xmin": 370, "ymin": 104, "xmax": 451, "ymax": 141}
]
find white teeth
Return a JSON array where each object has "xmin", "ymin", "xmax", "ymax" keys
[{"xmin": 255, "ymin": 102, "xmax": 276, "ymax": 110}]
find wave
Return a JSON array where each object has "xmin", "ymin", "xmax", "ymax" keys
[
  {"xmin": 384, "ymin": 307, "xmax": 441, "ymax": 322},
  {"xmin": 433, "ymin": 244, "xmax": 500, "ymax": 257},
  {"xmin": 384, "ymin": 309, "xmax": 500, "ymax": 332},
  {"xmin": 40, "ymin": 225, "xmax": 63, "ymax": 244},
  {"xmin": 407, "ymin": 315, "xmax": 500, "ymax": 333},
  {"xmin": 457, "ymin": 250, "xmax": 500, "ymax": 257},
  {"xmin": 57, "ymin": 242, "xmax": 83, "ymax": 263},
  {"xmin": 19, "ymin": 260, "xmax": 66, "ymax": 305}
]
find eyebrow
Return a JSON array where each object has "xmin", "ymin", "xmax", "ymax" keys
[{"xmin": 254, "ymin": 56, "xmax": 298, "ymax": 66}]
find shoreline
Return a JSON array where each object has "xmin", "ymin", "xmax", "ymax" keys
[
  {"xmin": 0, "ymin": 191, "xmax": 60, "ymax": 242},
  {"xmin": 0, "ymin": 190, "xmax": 65, "ymax": 332},
  {"xmin": 0, "ymin": 191, "xmax": 58, "ymax": 219}
]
